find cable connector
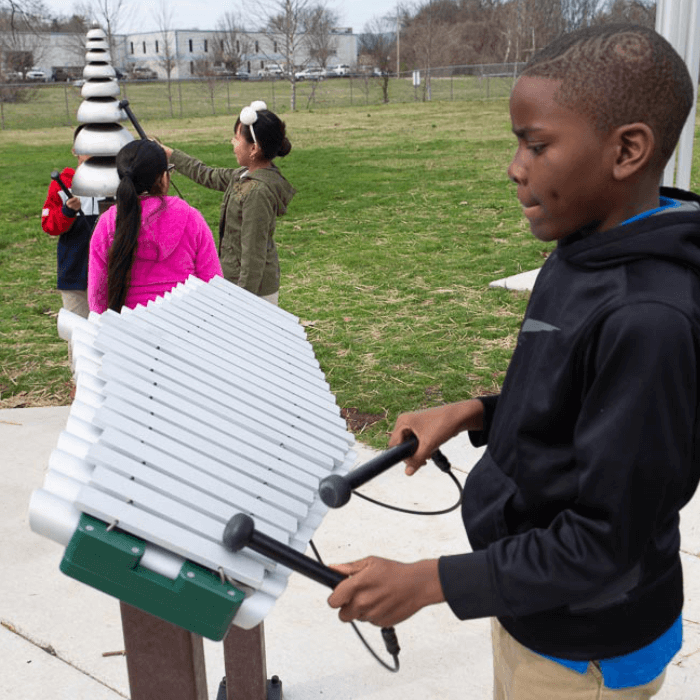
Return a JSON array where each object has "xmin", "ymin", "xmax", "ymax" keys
[
  {"xmin": 381, "ymin": 626, "xmax": 401, "ymax": 657},
  {"xmin": 431, "ymin": 449, "xmax": 452, "ymax": 473}
]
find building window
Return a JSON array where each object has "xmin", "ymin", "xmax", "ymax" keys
[
  {"xmin": 189, "ymin": 39, "xmax": 193, "ymax": 52},
  {"xmin": 204, "ymin": 39, "xmax": 208, "ymax": 52},
  {"xmin": 190, "ymin": 61, "xmax": 194, "ymax": 74},
  {"xmin": 155, "ymin": 40, "xmax": 159, "ymax": 53},
  {"xmin": 220, "ymin": 40, "xmax": 224, "ymax": 51},
  {"xmin": 142, "ymin": 41, "xmax": 147, "ymax": 54},
  {"xmin": 255, "ymin": 40, "xmax": 259, "ymax": 53},
  {"xmin": 236, "ymin": 40, "xmax": 240, "ymax": 53},
  {"xmin": 130, "ymin": 42, "xmax": 134, "ymax": 54},
  {"xmin": 273, "ymin": 41, "xmax": 277, "ymax": 52}
]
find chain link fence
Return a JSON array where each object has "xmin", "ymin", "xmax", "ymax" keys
[{"xmin": 0, "ymin": 63, "xmax": 525, "ymax": 130}]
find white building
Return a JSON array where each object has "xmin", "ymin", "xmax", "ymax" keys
[{"xmin": 1, "ymin": 28, "xmax": 358, "ymax": 81}]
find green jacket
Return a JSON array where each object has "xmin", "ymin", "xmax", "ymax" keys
[{"xmin": 171, "ymin": 150, "xmax": 296, "ymax": 296}]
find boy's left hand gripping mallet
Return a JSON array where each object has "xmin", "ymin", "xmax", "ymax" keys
[{"xmin": 50, "ymin": 170, "xmax": 84, "ymax": 218}]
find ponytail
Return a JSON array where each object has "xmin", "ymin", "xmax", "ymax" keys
[{"xmin": 107, "ymin": 139, "xmax": 168, "ymax": 312}]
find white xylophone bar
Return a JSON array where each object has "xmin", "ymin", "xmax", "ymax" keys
[
  {"xmin": 94, "ymin": 309, "xmax": 347, "ymax": 435},
  {"xmin": 29, "ymin": 276, "xmax": 357, "ymax": 630},
  {"xmin": 97, "ymin": 352, "xmax": 347, "ymax": 468}
]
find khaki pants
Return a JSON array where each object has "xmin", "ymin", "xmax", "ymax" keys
[
  {"xmin": 492, "ymin": 618, "xmax": 666, "ymax": 700},
  {"xmin": 59, "ymin": 290, "xmax": 89, "ymax": 370},
  {"xmin": 60, "ymin": 289, "xmax": 89, "ymax": 318},
  {"xmin": 260, "ymin": 291, "xmax": 279, "ymax": 306}
]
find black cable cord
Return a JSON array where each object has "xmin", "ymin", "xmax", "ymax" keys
[
  {"xmin": 309, "ymin": 540, "xmax": 400, "ymax": 672},
  {"xmin": 169, "ymin": 178, "xmax": 185, "ymax": 199},
  {"xmin": 351, "ymin": 450, "xmax": 463, "ymax": 515},
  {"xmin": 308, "ymin": 453, "xmax": 461, "ymax": 672}
]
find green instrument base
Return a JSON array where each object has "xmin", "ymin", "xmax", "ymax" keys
[{"xmin": 60, "ymin": 514, "xmax": 245, "ymax": 641}]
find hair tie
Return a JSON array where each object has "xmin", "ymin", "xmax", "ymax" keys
[{"xmin": 240, "ymin": 100, "xmax": 268, "ymax": 144}]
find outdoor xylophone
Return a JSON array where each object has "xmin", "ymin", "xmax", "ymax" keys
[{"xmin": 28, "ymin": 275, "xmax": 357, "ymax": 641}]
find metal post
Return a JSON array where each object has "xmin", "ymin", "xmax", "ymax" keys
[{"xmin": 657, "ymin": 0, "xmax": 700, "ymax": 189}]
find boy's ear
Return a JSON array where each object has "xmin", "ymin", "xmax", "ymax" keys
[{"xmin": 611, "ymin": 123, "xmax": 656, "ymax": 181}]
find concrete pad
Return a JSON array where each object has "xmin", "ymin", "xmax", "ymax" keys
[
  {"xmin": 489, "ymin": 267, "xmax": 540, "ymax": 291},
  {"xmin": 4, "ymin": 405, "xmax": 700, "ymax": 698},
  {"xmin": 0, "ymin": 623, "xmax": 124, "ymax": 700}
]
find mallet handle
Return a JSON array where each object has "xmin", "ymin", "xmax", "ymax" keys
[
  {"xmin": 223, "ymin": 513, "xmax": 346, "ymax": 589},
  {"xmin": 118, "ymin": 99, "xmax": 148, "ymax": 139},
  {"xmin": 50, "ymin": 170, "xmax": 84, "ymax": 217}
]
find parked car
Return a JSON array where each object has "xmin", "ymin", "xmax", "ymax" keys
[
  {"xmin": 26, "ymin": 69, "xmax": 49, "ymax": 81},
  {"xmin": 294, "ymin": 67, "xmax": 325, "ymax": 81},
  {"xmin": 53, "ymin": 67, "xmax": 82, "ymax": 82},
  {"xmin": 329, "ymin": 64, "xmax": 351, "ymax": 77},
  {"xmin": 234, "ymin": 70, "xmax": 250, "ymax": 81},
  {"xmin": 129, "ymin": 66, "xmax": 158, "ymax": 80},
  {"xmin": 257, "ymin": 65, "xmax": 284, "ymax": 79},
  {"xmin": 3, "ymin": 70, "xmax": 24, "ymax": 82}
]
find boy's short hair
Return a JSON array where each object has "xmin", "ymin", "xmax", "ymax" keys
[{"xmin": 521, "ymin": 23, "xmax": 694, "ymax": 168}]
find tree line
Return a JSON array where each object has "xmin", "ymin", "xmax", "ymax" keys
[{"xmin": 1, "ymin": 0, "xmax": 657, "ymax": 111}]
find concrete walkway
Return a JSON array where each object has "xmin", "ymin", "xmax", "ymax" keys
[{"xmin": 4, "ymin": 405, "xmax": 700, "ymax": 699}]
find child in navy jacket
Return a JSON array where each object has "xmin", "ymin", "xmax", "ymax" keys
[{"xmin": 41, "ymin": 125, "xmax": 101, "ymax": 319}]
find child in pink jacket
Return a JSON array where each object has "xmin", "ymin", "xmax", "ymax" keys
[{"xmin": 88, "ymin": 139, "xmax": 222, "ymax": 313}]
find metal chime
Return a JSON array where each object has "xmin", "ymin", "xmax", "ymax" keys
[{"xmin": 71, "ymin": 26, "xmax": 133, "ymax": 197}]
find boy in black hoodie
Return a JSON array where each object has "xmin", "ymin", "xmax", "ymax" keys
[{"xmin": 328, "ymin": 24, "xmax": 700, "ymax": 699}]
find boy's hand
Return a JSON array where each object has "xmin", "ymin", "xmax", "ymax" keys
[
  {"xmin": 65, "ymin": 197, "xmax": 81, "ymax": 212},
  {"xmin": 327, "ymin": 557, "xmax": 444, "ymax": 627},
  {"xmin": 389, "ymin": 400, "xmax": 484, "ymax": 474}
]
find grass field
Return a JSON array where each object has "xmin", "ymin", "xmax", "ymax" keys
[
  {"xmin": 2, "ymin": 98, "xmax": 699, "ymax": 447},
  {"xmin": 0, "ymin": 74, "xmax": 517, "ymax": 130}
]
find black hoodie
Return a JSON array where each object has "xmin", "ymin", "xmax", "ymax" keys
[{"xmin": 438, "ymin": 187, "xmax": 700, "ymax": 660}]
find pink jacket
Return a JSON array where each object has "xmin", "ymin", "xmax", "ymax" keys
[{"xmin": 88, "ymin": 196, "xmax": 222, "ymax": 313}]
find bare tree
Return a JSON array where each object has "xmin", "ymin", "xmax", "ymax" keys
[
  {"xmin": 259, "ymin": 0, "xmax": 312, "ymax": 110},
  {"xmin": 192, "ymin": 57, "xmax": 218, "ymax": 115},
  {"xmin": 0, "ymin": 4, "xmax": 46, "ymax": 128},
  {"xmin": 75, "ymin": 0, "xmax": 133, "ymax": 69},
  {"xmin": 358, "ymin": 17, "xmax": 395, "ymax": 103},
  {"xmin": 153, "ymin": 0, "xmax": 176, "ymax": 116},
  {"xmin": 602, "ymin": 0, "xmax": 655, "ymax": 26},
  {"xmin": 214, "ymin": 11, "xmax": 251, "ymax": 74},
  {"xmin": 0, "ymin": 0, "xmax": 49, "ymax": 32},
  {"xmin": 302, "ymin": 4, "xmax": 339, "ymax": 70},
  {"xmin": 0, "ymin": 21, "xmax": 49, "ymax": 78}
]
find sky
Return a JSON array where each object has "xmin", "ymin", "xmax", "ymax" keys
[{"xmin": 42, "ymin": 0, "xmax": 402, "ymax": 35}]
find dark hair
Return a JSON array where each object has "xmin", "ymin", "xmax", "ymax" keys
[
  {"xmin": 107, "ymin": 139, "xmax": 168, "ymax": 311},
  {"xmin": 235, "ymin": 109, "xmax": 292, "ymax": 161},
  {"xmin": 522, "ymin": 23, "xmax": 693, "ymax": 169}
]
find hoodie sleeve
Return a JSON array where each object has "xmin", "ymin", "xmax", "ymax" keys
[
  {"xmin": 170, "ymin": 150, "xmax": 234, "ymax": 193},
  {"xmin": 42, "ymin": 169, "xmax": 77, "ymax": 236}
]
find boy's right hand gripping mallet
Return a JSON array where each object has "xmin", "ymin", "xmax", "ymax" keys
[{"xmin": 50, "ymin": 170, "xmax": 84, "ymax": 218}]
